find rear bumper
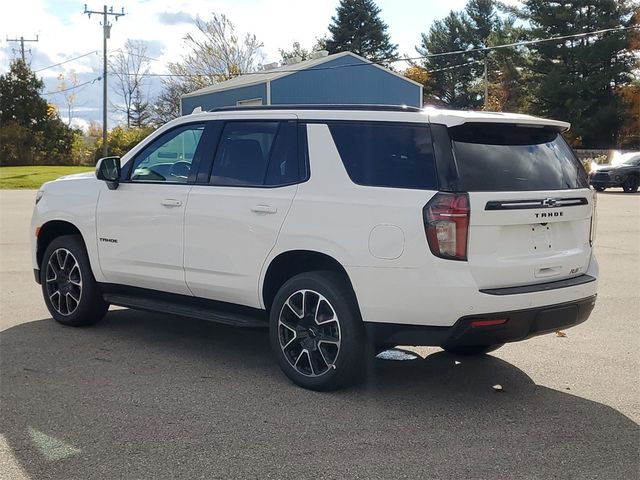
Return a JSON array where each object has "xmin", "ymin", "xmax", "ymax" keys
[
  {"xmin": 350, "ymin": 255, "xmax": 599, "ymax": 328},
  {"xmin": 365, "ymin": 295, "xmax": 596, "ymax": 347}
]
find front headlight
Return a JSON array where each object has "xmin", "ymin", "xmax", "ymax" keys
[{"xmin": 35, "ymin": 190, "xmax": 44, "ymax": 205}]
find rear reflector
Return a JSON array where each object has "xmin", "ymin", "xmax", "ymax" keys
[
  {"xmin": 470, "ymin": 318, "xmax": 508, "ymax": 328},
  {"xmin": 423, "ymin": 192, "xmax": 470, "ymax": 261},
  {"xmin": 35, "ymin": 227, "xmax": 41, "ymax": 237}
]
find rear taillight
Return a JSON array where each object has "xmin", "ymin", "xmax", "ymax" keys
[{"xmin": 423, "ymin": 192, "xmax": 470, "ymax": 261}]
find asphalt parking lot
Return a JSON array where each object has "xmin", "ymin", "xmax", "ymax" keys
[{"xmin": 1, "ymin": 188, "xmax": 638, "ymax": 480}]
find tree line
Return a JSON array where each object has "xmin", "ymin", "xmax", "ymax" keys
[{"xmin": 1, "ymin": 0, "xmax": 638, "ymax": 166}]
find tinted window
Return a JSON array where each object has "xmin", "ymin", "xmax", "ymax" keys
[
  {"xmin": 131, "ymin": 125, "xmax": 204, "ymax": 183},
  {"xmin": 621, "ymin": 155, "xmax": 640, "ymax": 166},
  {"xmin": 450, "ymin": 123, "xmax": 589, "ymax": 191},
  {"xmin": 211, "ymin": 121, "xmax": 298, "ymax": 186},
  {"xmin": 328, "ymin": 122, "xmax": 437, "ymax": 190}
]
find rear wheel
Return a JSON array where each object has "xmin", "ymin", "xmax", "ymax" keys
[
  {"xmin": 41, "ymin": 235, "xmax": 109, "ymax": 326},
  {"xmin": 442, "ymin": 344, "xmax": 504, "ymax": 356},
  {"xmin": 623, "ymin": 176, "xmax": 639, "ymax": 193},
  {"xmin": 269, "ymin": 271, "xmax": 366, "ymax": 391}
]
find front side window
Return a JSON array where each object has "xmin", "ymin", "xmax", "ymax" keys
[
  {"xmin": 130, "ymin": 125, "xmax": 205, "ymax": 183},
  {"xmin": 210, "ymin": 121, "xmax": 298, "ymax": 187},
  {"xmin": 328, "ymin": 122, "xmax": 438, "ymax": 190}
]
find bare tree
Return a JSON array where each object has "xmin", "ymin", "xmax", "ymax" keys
[
  {"xmin": 109, "ymin": 40, "xmax": 151, "ymax": 127},
  {"xmin": 153, "ymin": 13, "xmax": 263, "ymax": 123},
  {"xmin": 57, "ymin": 71, "xmax": 79, "ymax": 126}
]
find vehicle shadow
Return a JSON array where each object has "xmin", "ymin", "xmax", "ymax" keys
[{"xmin": 1, "ymin": 309, "xmax": 638, "ymax": 480}]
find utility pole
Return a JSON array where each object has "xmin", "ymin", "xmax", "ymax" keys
[
  {"xmin": 6, "ymin": 35, "xmax": 39, "ymax": 62},
  {"xmin": 83, "ymin": 4, "xmax": 125, "ymax": 157},
  {"xmin": 483, "ymin": 54, "xmax": 489, "ymax": 110}
]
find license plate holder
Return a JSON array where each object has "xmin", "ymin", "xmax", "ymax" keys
[{"xmin": 531, "ymin": 224, "xmax": 552, "ymax": 252}]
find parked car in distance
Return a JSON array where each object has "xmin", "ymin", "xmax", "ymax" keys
[
  {"xmin": 589, "ymin": 152, "xmax": 640, "ymax": 193},
  {"xmin": 31, "ymin": 105, "xmax": 598, "ymax": 391}
]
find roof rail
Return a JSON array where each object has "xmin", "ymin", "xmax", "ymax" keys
[{"xmin": 207, "ymin": 104, "xmax": 423, "ymax": 113}]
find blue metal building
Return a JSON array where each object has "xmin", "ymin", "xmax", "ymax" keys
[{"xmin": 181, "ymin": 51, "xmax": 423, "ymax": 114}]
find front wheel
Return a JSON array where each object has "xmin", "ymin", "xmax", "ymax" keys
[
  {"xmin": 442, "ymin": 344, "xmax": 504, "ymax": 356},
  {"xmin": 623, "ymin": 176, "xmax": 639, "ymax": 193},
  {"xmin": 41, "ymin": 235, "xmax": 109, "ymax": 327},
  {"xmin": 269, "ymin": 271, "xmax": 367, "ymax": 391}
]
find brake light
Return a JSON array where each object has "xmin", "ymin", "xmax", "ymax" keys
[
  {"xmin": 470, "ymin": 318, "xmax": 508, "ymax": 328},
  {"xmin": 423, "ymin": 192, "xmax": 470, "ymax": 261}
]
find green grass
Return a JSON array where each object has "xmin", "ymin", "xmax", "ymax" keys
[{"xmin": 0, "ymin": 166, "xmax": 94, "ymax": 189}]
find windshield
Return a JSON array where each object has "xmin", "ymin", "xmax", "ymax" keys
[
  {"xmin": 449, "ymin": 123, "xmax": 589, "ymax": 191},
  {"xmin": 622, "ymin": 155, "xmax": 640, "ymax": 166}
]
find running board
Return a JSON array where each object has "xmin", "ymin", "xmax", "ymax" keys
[{"xmin": 103, "ymin": 293, "xmax": 268, "ymax": 328}]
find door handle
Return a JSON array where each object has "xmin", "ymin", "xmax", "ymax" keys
[
  {"xmin": 251, "ymin": 204, "xmax": 277, "ymax": 214},
  {"xmin": 161, "ymin": 199, "xmax": 182, "ymax": 207}
]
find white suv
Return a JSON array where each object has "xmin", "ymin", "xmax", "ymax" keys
[{"xmin": 31, "ymin": 105, "xmax": 598, "ymax": 390}]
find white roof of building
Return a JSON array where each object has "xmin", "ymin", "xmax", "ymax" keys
[{"xmin": 181, "ymin": 51, "xmax": 423, "ymax": 99}]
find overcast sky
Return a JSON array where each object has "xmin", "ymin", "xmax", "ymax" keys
[{"xmin": 1, "ymin": 0, "xmax": 502, "ymax": 129}]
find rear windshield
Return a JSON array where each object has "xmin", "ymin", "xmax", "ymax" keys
[
  {"xmin": 328, "ymin": 122, "xmax": 437, "ymax": 190},
  {"xmin": 449, "ymin": 123, "xmax": 589, "ymax": 191}
]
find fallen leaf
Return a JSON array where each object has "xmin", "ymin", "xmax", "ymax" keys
[{"xmin": 555, "ymin": 330, "xmax": 567, "ymax": 337}]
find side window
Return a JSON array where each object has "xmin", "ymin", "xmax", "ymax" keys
[
  {"xmin": 210, "ymin": 121, "xmax": 298, "ymax": 187},
  {"xmin": 328, "ymin": 122, "xmax": 437, "ymax": 190},
  {"xmin": 130, "ymin": 125, "xmax": 205, "ymax": 183}
]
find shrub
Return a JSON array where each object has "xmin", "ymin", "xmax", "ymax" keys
[{"xmin": 94, "ymin": 126, "xmax": 156, "ymax": 161}]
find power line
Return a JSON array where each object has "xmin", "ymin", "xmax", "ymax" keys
[
  {"xmin": 6, "ymin": 35, "xmax": 39, "ymax": 62},
  {"xmin": 109, "ymin": 24, "xmax": 639, "ymax": 79},
  {"xmin": 405, "ymin": 24, "xmax": 640, "ymax": 61},
  {"xmin": 43, "ymin": 76, "xmax": 102, "ymax": 96},
  {"xmin": 34, "ymin": 51, "xmax": 99, "ymax": 73}
]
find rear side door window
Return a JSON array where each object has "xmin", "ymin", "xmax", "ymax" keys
[
  {"xmin": 328, "ymin": 122, "xmax": 437, "ymax": 190},
  {"xmin": 210, "ymin": 121, "xmax": 299, "ymax": 187}
]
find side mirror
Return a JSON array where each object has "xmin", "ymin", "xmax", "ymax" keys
[{"xmin": 96, "ymin": 157, "xmax": 121, "ymax": 190}]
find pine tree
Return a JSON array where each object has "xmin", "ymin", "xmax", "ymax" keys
[
  {"xmin": 0, "ymin": 59, "xmax": 49, "ymax": 128},
  {"xmin": 325, "ymin": 0, "xmax": 398, "ymax": 63},
  {"xmin": 417, "ymin": 0, "xmax": 506, "ymax": 109},
  {"xmin": 521, "ymin": 0, "xmax": 637, "ymax": 147},
  {"xmin": 417, "ymin": 11, "xmax": 476, "ymax": 108},
  {"xmin": 0, "ymin": 59, "xmax": 74, "ymax": 165}
]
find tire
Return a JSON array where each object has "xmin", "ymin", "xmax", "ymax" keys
[
  {"xmin": 269, "ymin": 271, "xmax": 367, "ymax": 391},
  {"xmin": 594, "ymin": 186, "xmax": 605, "ymax": 192},
  {"xmin": 442, "ymin": 344, "xmax": 504, "ymax": 356},
  {"xmin": 622, "ymin": 176, "xmax": 639, "ymax": 193},
  {"xmin": 40, "ymin": 235, "xmax": 109, "ymax": 327}
]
